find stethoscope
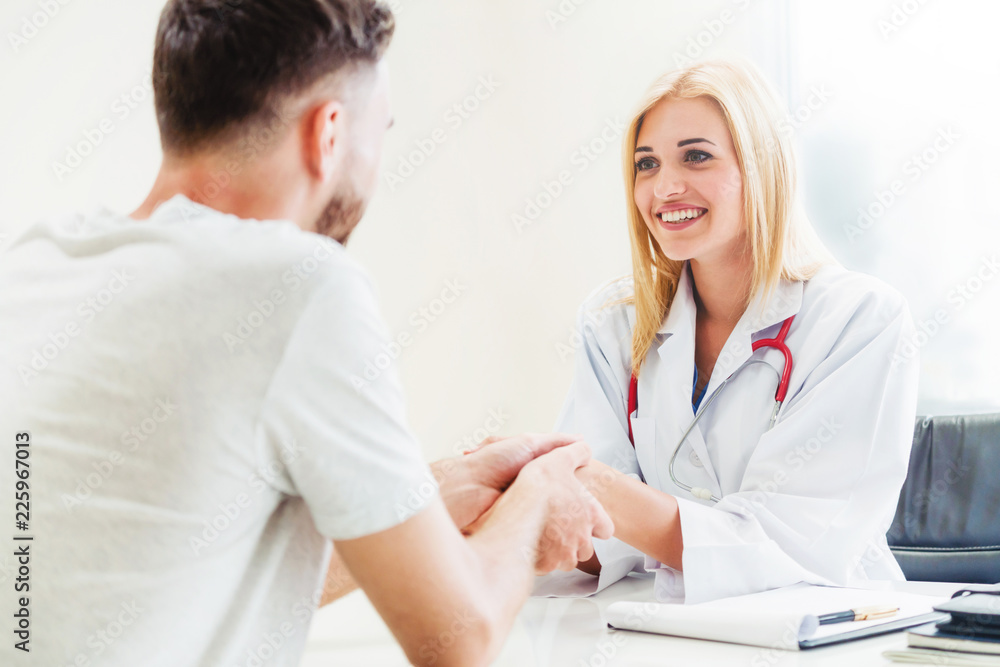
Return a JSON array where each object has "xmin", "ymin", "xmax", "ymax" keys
[{"xmin": 627, "ymin": 315, "xmax": 795, "ymax": 503}]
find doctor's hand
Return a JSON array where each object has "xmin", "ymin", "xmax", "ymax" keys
[
  {"xmin": 487, "ymin": 441, "xmax": 615, "ymax": 574},
  {"xmin": 432, "ymin": 432, "xmax": 584, "ymax": 532}
]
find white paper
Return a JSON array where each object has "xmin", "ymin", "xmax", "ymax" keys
[{"xmin": 605, "ymin": 601, "xmax": 812, "ymax": 650}]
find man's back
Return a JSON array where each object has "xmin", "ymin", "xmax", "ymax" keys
[{"xmin": 0, "ymin": 195, "xmax": 434, "ymax": 665}]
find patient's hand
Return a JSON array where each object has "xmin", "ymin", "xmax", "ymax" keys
[{"xmin": 432, "ymin": 432, "xmax": 583, "ymax": 532}]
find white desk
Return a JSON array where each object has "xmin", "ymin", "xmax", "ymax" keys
[{"xmin": 302, "ymin": 576, "xmax": 964, "ymax": 666}]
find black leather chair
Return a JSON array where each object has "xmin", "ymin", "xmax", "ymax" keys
[{"xmin": 888, "ymin": 413, "xmax": 1000, "ymax": 584}]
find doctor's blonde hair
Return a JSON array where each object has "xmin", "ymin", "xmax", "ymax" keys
[{"xmin": 622, "ymin": 58, "xmax": 836, "ymax": 378}]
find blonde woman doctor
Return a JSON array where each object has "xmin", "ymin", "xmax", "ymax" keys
[{"xmin": 551, "ymin": 60, "xmax": 919, "ymax": 605}]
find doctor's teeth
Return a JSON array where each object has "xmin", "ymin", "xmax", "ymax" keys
[{"xmin": 660, "ymin": 208, "xmax": 704, "ymax": 223}]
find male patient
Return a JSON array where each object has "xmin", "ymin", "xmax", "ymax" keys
[{"xmin": 0, "ymin": 1, "xmax": 612, "ymax": 665}]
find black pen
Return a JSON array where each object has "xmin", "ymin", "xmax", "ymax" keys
[{"xmin": 817, "ymin": 605, "xmax": 899, "ymax": 625}]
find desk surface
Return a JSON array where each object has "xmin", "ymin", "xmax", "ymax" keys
[{"xmin": 303, "ymin": 576, "xmax": 963, "ymax": 666}]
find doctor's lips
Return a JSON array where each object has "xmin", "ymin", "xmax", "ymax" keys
[{"xmin": 656, "ymin": 203, "xmax": 707, "ymax": 226}]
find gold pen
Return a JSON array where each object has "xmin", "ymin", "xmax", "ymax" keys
[{"xmin": 817, "ymin": 605, "xmax": 899, "ymax": 625}]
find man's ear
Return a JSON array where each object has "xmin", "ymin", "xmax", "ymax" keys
[{"xmin": 303, "ymin": 99, "xmax": 345, "ymax": 182}]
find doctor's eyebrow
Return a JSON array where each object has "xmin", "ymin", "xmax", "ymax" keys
[
  {"xmin": 677, "ymin": 138, "xmax": 716, "ymax": 147},
  {"xmin": 634, "ymin": 138, "xmax": 717, "ymax": 153}
]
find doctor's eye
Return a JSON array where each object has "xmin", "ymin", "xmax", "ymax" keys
[
  {"xmin": 684, "ymin": 150, "xmax": 712, "ymax": 164},
  {"xmin": 635, "ymin": 157, "xmax": 658, "ymax": 171}
]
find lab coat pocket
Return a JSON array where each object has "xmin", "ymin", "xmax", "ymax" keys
[{"xmin": 630, "ymin": 417, "xmax": 658, "ymax": 488}]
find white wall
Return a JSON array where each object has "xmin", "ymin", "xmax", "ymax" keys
[{"xmin": 2, "ymin": 0, "xmax": 997, "ymax": 464}]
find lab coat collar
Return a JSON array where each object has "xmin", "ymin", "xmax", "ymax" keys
[
  {"xmin": 655, "ymin": 261, "xmax": 803, "ymax": 339},
  {"xmin": 654, "ymin": 261, "xmax": 803, "ymax": 391},
  {"xmin": 644, "ymin": 262, "xmax": 803, "ymax": 499}
]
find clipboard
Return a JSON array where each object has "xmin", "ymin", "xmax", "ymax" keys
[
  {"xmin": 800, "ymin": 612, "xmax": 947, "ymax": 648},
  {"xmin": 605, "ymin": 583, "xmax": 949, "ymax": 650}
]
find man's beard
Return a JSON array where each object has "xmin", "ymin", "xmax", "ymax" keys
[{"xmin": 314, "ymin": 183, "xmax": 367, "ymax": 246}]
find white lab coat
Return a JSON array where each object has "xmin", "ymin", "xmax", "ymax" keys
[{"xmin": 547, "ymin": 260, "xmax": 919, "ymax": 604}]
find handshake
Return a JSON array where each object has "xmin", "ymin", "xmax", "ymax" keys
[{"xmin": 433, "ymin": 433, "xmax": 615, "ymax": 574}]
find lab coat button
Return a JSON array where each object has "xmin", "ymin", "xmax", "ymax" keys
[{"xmin": 689, "ymin": 450, "xmax": 703, "ymax": 467}]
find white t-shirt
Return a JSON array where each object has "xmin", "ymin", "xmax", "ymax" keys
[{"xmin": 0, "ymin": 195, "xmax": 437, "ymax": 666}]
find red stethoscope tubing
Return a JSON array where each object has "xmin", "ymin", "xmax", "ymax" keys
[{"xmin": 627, "ymin": 315, "xmax": 795, "ymax": 446}]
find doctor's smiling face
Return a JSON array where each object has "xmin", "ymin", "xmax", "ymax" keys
[{"xmin": 633, "ymin": 95, "xmax": 746, "ymax": 267}]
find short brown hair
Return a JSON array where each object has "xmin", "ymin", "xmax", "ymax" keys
[{"xmin": 152, "ymin": 0, "xmax": 394, "ymax": 154}]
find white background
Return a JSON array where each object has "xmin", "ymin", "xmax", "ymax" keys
[{"xmin": 2, "ymin": 0, "xmax": 998, "ymax": 465}]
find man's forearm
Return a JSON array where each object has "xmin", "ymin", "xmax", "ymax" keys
[
  {"xmin": 332, "ymin": 441, "xmax": 605, "ymax": 667},
  {"xmin": 458, "ymin": 476, "xmax": 550, "ymax": 661},
  {"xmin": 319, "ymin": 461, "xmax": 538, "ymax": 611},
  {"xmin": 320, "ymin": 455, "xmax": 517, "ymax": 610}
]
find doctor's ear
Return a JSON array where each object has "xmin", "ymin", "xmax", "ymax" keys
[{"xmin": 302, "ymin": 99, "xmax": 346, "ymax": 183}]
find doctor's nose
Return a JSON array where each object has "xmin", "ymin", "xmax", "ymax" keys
[{"xmin": 653, "ymin": 166, "xmax": 686, "ymax": 200}]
